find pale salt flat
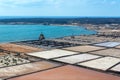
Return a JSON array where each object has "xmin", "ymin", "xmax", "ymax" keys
[
  {"xmin": 90, "ymin": 49, "xmax": 120, "ymax": 58},
  {"xmin": 0, "ymin": 61, "xmax": 60, "ymax": 79},
  {"xmin": 94, "ymin": 42, "xmax": 120, "ymax": 47},
  {"xmin": 63, "ymin": 45, "xmax": 105, "ymax": 52},
  {"xmin": 78, "ymin": 57, "xmax": 120, "ymax": 71},
  {"xmin": 27, "ymin": 49, "xmax": 78, "ymax": 59},
  {"xmin": 54, "ymin": 54, "xmax": 101, "ymax": 64},
  {"xmin": 110, "ymin": 64, "xmax": 120, "ymax": 72}
]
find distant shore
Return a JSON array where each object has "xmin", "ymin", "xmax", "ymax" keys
[
  {"xmin": 0, "ymin": 17, "xmax": 120, "ymax": 44},
  {"xmin": 0, "ymin": 23, "xmax": 119, "ymax": 44}
]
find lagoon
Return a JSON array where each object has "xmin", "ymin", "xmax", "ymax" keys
[{"xmin": 0, "ymin": 25, "xmax": 96, "ymax": 43}]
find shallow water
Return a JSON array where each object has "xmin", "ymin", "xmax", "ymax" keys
[{"xmin": 0, "ymin": 25, "xmax": 96, "ymax": 43}]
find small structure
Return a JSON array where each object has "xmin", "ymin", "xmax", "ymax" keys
[
  {"xmin": 71, "ymin": 33, "xmax": 75, "ymax": 39},
  {"xmin": 39, "ymin": 33, "xmax": 45, "ymax": 41},
  {"xmin": 71, "ymin": 35, "xmax": 75, "ymax": 39}
]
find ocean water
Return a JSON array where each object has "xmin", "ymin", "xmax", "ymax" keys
[{"xmin": 0, "ymin": 25, "xmax": 96, "ymax": 43}]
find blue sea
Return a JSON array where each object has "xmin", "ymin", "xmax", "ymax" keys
[{"xmin": 0, "ymin": 25, "xmax": 96, "ymax": 43}]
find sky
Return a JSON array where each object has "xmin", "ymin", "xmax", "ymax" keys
[{"xmin": 0, "ymin": 0, "xmax": 120, "ymax": 17}]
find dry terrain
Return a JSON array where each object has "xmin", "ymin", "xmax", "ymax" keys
[{"xmin": 0, "ymin": 43, "xmax": 44, "ymax": 53}]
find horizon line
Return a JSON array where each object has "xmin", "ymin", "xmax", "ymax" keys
[{"xmin": 0, "ymin": 16, "xmax": 120, "ymax": 18}]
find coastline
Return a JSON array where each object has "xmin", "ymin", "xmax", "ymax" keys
[
  {"xmin": 0, "ymin": 23, "xmax": 119, "ymax": 44},
  {"xmin": 0, "ymin": 23, "xmax": 120, "ymax": 79},
  {"xmin": 0, "ymin": 21, "xmax": 119, "ymax": 47}
]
